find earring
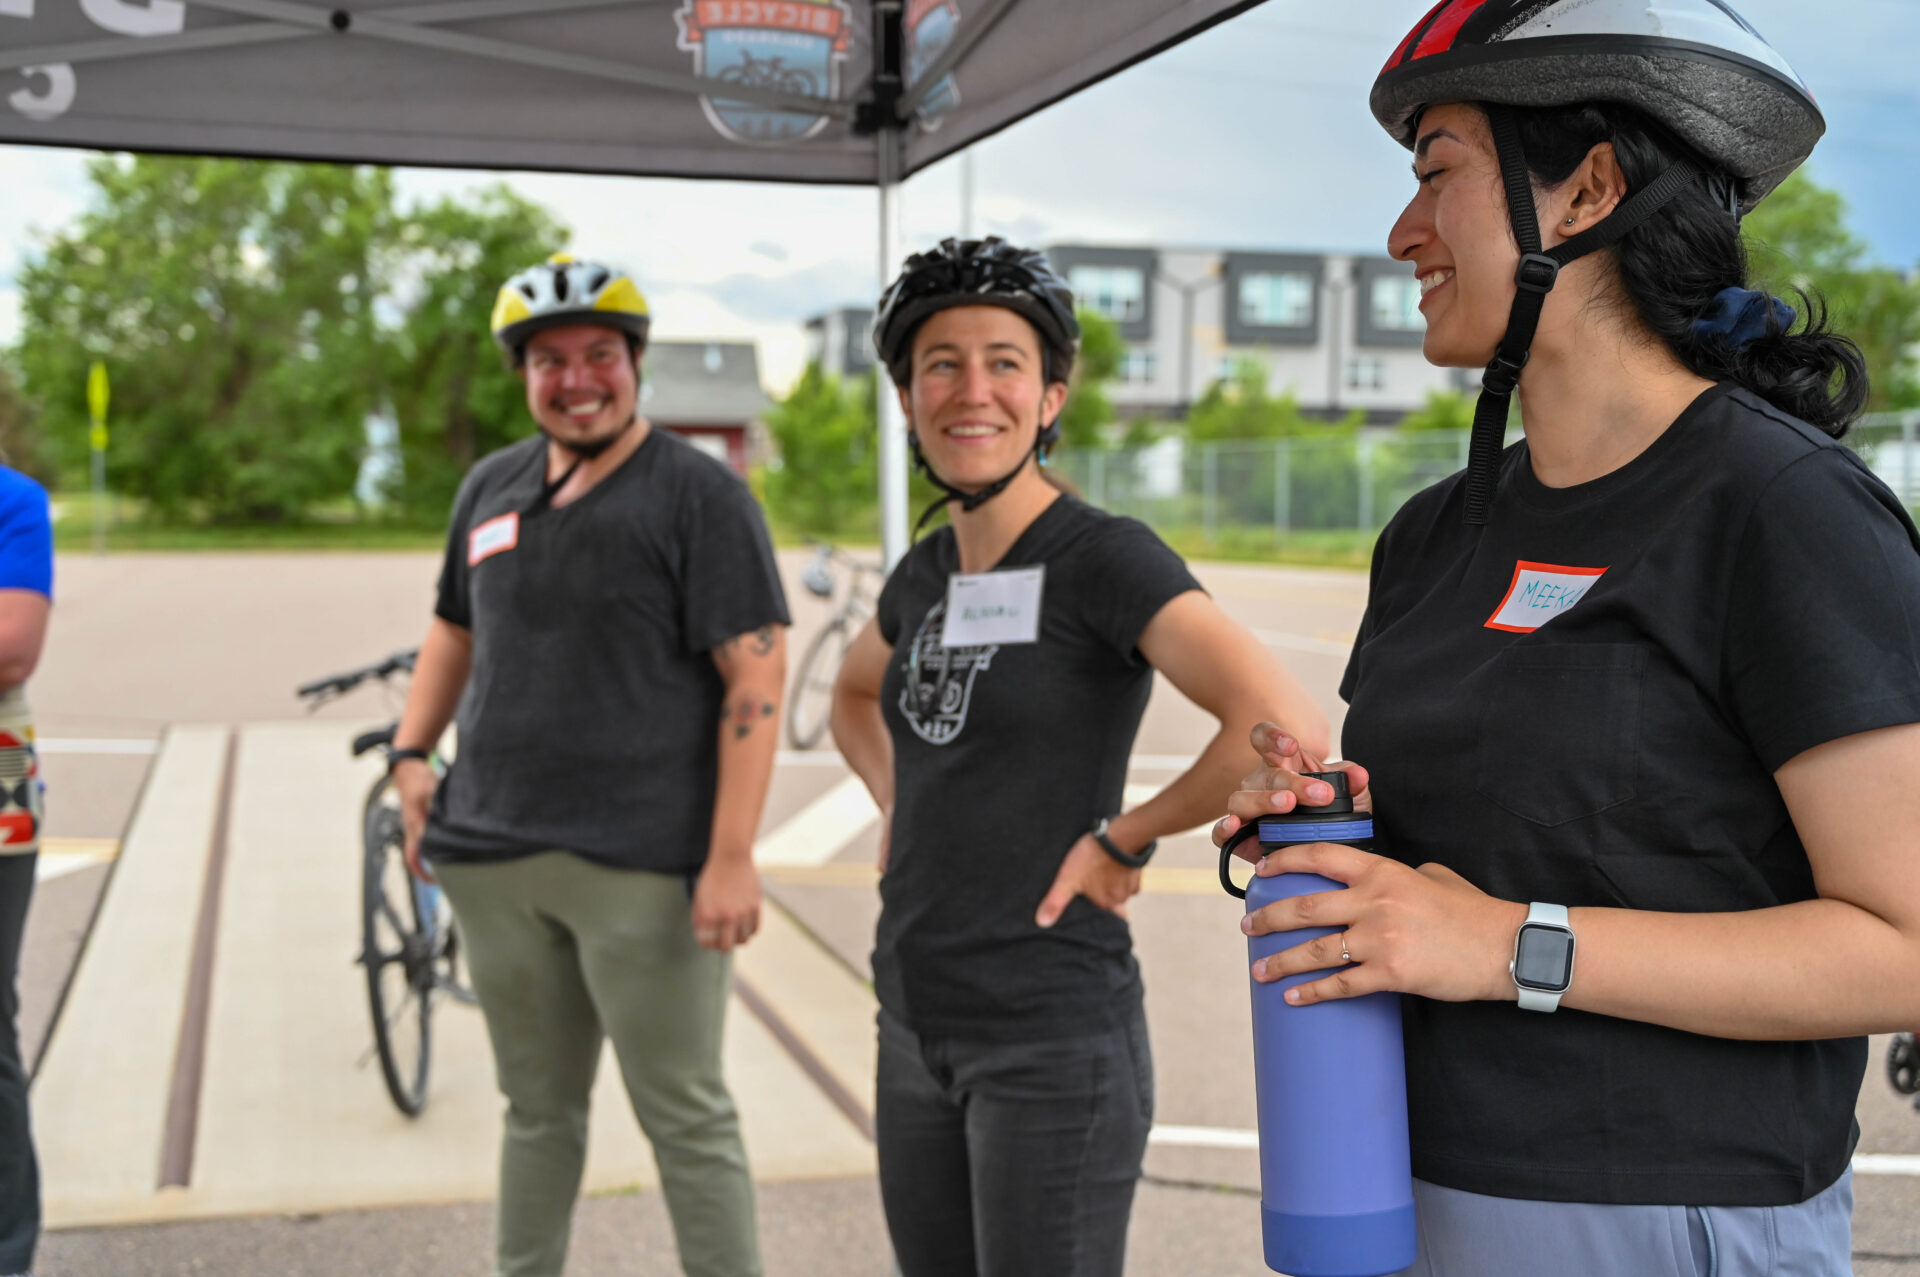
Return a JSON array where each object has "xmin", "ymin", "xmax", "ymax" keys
[{"xmin": 1565, "ymin": 216, "xmax": 1576, "ymax": 225}]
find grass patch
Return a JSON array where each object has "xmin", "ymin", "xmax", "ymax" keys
[
  {"xmin": 51, "ymin": 493, "xmax": 446, "ymax": 551},
  {"xmin": 1157, "ymin": 525, "xmax": 1377, "ymax": 570}
]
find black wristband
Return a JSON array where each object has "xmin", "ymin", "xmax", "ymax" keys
[
  {"xmin": 1091, "ymin": 816, "xmax": 1156, "ymax": 869},
  {"xmin": 387, "ymin": 747, "xmax": 431, "ymax": 770}
]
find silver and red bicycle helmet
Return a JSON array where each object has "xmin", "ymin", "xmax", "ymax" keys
[{"xmin": 1370, "ymin": 0, "xmax": 1823, "ymax": 522}]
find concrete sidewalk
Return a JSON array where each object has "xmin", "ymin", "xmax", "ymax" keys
[{"xmin": 32, "ymin": 723, "xmax": 876, "ymax": 1231}]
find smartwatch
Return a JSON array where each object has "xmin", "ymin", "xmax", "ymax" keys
[
  {"xmin": 1510, "ymin": 902, "xmax": 1576, "ymax": 1012},
  {"xmin": 1090, "ymin": 816, "xmax": 1156, "ymax": 869}
]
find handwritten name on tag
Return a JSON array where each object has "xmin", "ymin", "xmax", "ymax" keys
[
  {"xmin": 1485, "ymin": 561, "xmax": 1608, "ymax": 633},
  {"xmin": 468, "ymin": 512, "xmax": 520, "ymax": 566},
  {"xmin": 942, "ymin": 566, "xmax": 1045, "ymax": 647}
]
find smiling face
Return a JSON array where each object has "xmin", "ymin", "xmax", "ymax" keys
[
  {"xmin": 520, "ymin": 323, "xmax": 641, "ymax": 449},
  {"xmin": 1387, "ymin": 103, "xmax": 1526, "ymax": 369},
  {"xmin": 902, "ymin": 305, "xmax": 1069, "ymax": 492}
]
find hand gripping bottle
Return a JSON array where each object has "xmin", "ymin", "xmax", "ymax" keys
[{"xmin": 1218, "ymin": 771, "xmax": 1416, "ymax": 1277}]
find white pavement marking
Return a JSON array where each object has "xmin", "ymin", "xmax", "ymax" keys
[
  {"xmin": 1852, "ymin": 1154, "xmax": 1920, "ymax": 1176},
  {"xmin": 38, "ymin": 737, "xmax": 161, "ymax": 756},
  {"xmin": 775, "ymin": 750, "xmax": 851, "ymax": 768},
  {"xmin": 1150, "ymin": 1124, "xmax": 1261, "ymax": 1150},
  {"xmin": 34, "ymin": 837, "xmax": 119, "ymax": 883},
  {"xmin": 1142, "ymin": 1135, "xmax": 1920, "ymax": 1171},
  {"xmin": 755, "ymin": 774, "xmax": 880, "ymax": 868},
  {"xmin": 36, "ymin": 725, "xmax": 228, "ymax": 1226},
  {"xmin": 1251, "ymin": 628, "xmax": 1356, "ymax": 658}
]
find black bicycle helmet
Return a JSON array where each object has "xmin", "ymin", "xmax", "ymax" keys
[
  {"xmin": 1370, "ymin": 0, "xmax": 1823, "ymax": 524},
  {"xmin": 874, "ymin": 236, "xmax": 1080, "ymax": 387},
  {"xmin": 874, "ymin": 237, "xmax": 1084, "ymax": 534}
]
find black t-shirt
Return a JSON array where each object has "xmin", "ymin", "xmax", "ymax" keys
[
  {"xmin": 1340, "ymin": 384, "xmax": 1920, "ymax": 1207},
  {"xmin": 423, "ymin": 429, "xmax": 790, "ymax": 873},
  {"xmin": 874, "ymin": 496, "xmax": 1202, "ymax": 1041}
]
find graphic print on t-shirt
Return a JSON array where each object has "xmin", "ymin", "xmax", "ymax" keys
[
  {"xmin": 898, "ymin": 598, "xmax": 998, "ymax": 746},
  {"xmin": 1485, "ymin": 561, "xmax": 1609, "ymax": 633}
]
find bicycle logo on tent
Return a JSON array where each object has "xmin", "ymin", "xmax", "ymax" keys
[
  {"xmin": 676, "ymin": 0, "xmax": 852, "ymax": 145},
  {"xmin": 906, "ymin": 0, "xmax": 962, "ymax": 127}
]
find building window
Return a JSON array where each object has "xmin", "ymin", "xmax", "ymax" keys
[
  {"xmin": 1216, "ymin": 353, "xmax": 1266, "ymax": 385},
  {"xmin": 1121, "ymin": 350, "xmax": 1156, "ymax": 386},
  {"xmin": 704, "ymin": 343, "xmax": 724, "ymax": 373},
  {"xmin": 1238, "ymin": 271, "xmax": 1315, "ymax": 328},
  {"xmin": 1370, "ymin": 275, "xmax": 1424, "ymax": 332},
  {"xmin": 1068, "ymin": 265, "xmax": 1145, "ymax": 324},
  {"xmin": 1346, "ymin": 357, "xmax": 1387, "ymax": 391}
]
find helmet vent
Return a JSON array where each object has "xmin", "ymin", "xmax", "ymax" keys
[{"xmin": 553, "ymin": 271, "xmax": 570, "ymax": 302}]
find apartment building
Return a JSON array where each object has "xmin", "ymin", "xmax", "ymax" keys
[{"xmin": 1046, "ymin": 244, "xmax": 1474, "ymax": 422}]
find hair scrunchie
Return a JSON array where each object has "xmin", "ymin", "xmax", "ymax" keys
[{"xmin": 1692, "ymin": 285, "xmax": 1795, "ymax": 347}]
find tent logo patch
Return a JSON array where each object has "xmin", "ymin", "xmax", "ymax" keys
[
  {"xmin": 906, "ymin": 0, "xmax": 962, "ymax": 127},
  {"xmin": 1485, "ymin": 560, "xmax": 1608, "ymax": 633},
  {"xmin": 677, "ymin": 0, "xmax": 852, "ymax": 145}
]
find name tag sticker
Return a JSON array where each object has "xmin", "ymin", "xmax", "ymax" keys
[
  {"xmin": 1486, "ymin": 560, "xmax": 1608, "ymax": 633},
  {"xmin": 468, "ymin": 512, "xmax": 520, "ymax": 566},
  {"xmin": 942, "ymin": 566, "xmax": 1045, "ymax": 647}
]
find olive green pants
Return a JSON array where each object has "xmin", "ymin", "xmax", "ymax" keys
[{"xmin": 436, "ymin": 853, "xmax": 762, "ymax": 1277}]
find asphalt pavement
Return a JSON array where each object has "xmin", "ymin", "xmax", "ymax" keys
[{"xmin": 17, "ymin": 549, "xmax": 1920, "ymax": 1275}]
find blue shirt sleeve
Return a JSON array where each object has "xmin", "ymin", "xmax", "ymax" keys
[{"xmin": 0, "ymin": 471, "xmax": 53, "ymax": 599}]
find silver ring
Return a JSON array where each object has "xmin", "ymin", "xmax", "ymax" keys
[{"xmin": 1340, "ymin": 936, "xmax": 1352, "ymax": 964}]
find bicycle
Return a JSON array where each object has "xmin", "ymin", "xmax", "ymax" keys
[
  {"xmin": 787, "ymin": 543, "xmax": 885, "ymax": 749},
  {"xmin": 716, "ymin": 51, "xmax": 818, "ymax": 98},
  {"xmin": 1889, "ymin": 1033, "xmax": 1920, "ymax": 1105},
  {"xmin": 297, "ymin": 650, "xmax": 473, "ymax": 1117}
]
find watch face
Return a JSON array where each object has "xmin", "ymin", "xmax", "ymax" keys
[{"xmin": 1515, "ymin": 924, "xmax": 1575, "ymax": 992}]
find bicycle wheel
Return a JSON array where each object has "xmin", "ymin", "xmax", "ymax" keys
[
  {"xmin": 1890, "ymin": 1033, "xmax": 1920, "ymax": 1096},
  {"xmin": 788, "ymin": 618, "xmax": 851, "ymax": 750},
  {"xmin": 361, "ymin": 775, "xmax": 433, "ymax": 1116}
]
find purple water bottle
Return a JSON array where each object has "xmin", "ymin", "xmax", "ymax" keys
[{"xmin": 1219, "ymin": 771, "xmax": 1416, "ymax": 1277}]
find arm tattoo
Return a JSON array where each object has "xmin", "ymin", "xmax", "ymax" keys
[
  {"xmin": 748, "ymin": 626, "xmax": 776, "ymax": 657},
  {"xmin": 723, "ymin": 698, "xmax": 778, "ymax": 740}
]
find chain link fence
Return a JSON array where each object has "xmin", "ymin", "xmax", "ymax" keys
[{"xmin": 1054, "ymin": 410, "xmax": 1920, "ymax": 558}]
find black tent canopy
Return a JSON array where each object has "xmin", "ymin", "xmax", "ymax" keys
[{"xmin": 2, "ymin": 0, "xmax": 1267, "ymax": 561}]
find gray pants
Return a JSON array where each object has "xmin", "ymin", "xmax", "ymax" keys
[
  {"xmin": 436, "ymin": 853, "xmax": 762, "ymax": 1277},
  {"xmin": 1400, "ymin": 1169, "xmax": 1853, "ymax": 1277}
]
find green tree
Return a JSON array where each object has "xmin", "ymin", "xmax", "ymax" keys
[
  {"xmin": 765, "ymin": 363, "xmax": 878, "ymax": 536},
  {"xmin": 1742, "ymin": 172, "xmax": 1920, "ymax": 410},
  {"xmin": 0, "ymin": 364, "xmax": 51, "ymax": 486},
  {"xmin": 16, "ymin": 156, "xmax": 396, "ymax": 522},
  {"xmin": 1399, "ymin": 388, "xmax": 1474, "ymax": 432},
  {"xmin": 1056, "ymin": 306, "xmax": 1122, "ymax": 451},
  {"xmin": 386, "ymin": 188, "xmax": 569, "ymax": 519}
]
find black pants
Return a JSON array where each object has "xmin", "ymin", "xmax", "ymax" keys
[
  {"xmin": 875, "ymin": 1002, "xmax": 1152, "ymax": 1277},
  {"xmin": 0, "ymin": 855, "xmax": 36, "ymax": 1275}
]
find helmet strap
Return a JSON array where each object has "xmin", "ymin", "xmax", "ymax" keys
[
  {"xmin": 1462, "ymin": 105, "xmax": 1700, "ymax": 525},
  {"xmin": 908, "ymin": 416, "xmax": 1061, "ymax": 539}
]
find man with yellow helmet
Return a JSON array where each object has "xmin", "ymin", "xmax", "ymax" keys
[{"xmin": 389, "ymin": 253, "xmax": 789, "ymax": 1277}]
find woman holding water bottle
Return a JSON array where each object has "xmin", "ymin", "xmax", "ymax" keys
[
  {"xmin": 1217, "ymin": 3, "xmax": 1920, "ymax": 1274},
  {"xmin": 830, "ymin": 236, "xmax": 1328, "ymax": 1277}
]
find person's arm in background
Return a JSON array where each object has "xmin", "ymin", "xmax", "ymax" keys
[
  {"xmin": 830, "ymin": 618, "xmax": 896, "ymax": 869},
  {"xmin": 394, "ymin": 617, "xmax": 473, "ymax": 881},
  {"xmin": 697, "ymin": 624, "xmax": 788, "ymax": 952},
  {"xmin": 1037, "ymin": 590, "xmax": 1330, "ymax": 926}
]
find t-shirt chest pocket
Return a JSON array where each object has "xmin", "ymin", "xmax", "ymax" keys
[{"xmin": 1474, "ymin": 643, "xmax": 1648, "ymax": 826}]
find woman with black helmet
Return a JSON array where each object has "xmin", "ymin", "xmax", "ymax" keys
[
  {"xmin": 1216, "ymin": 2, "xmax": 1920, "ymax": 1272},
  {"xmin": 831, "ymin": 236, "xmax": 1329, "ymax": 1277}
]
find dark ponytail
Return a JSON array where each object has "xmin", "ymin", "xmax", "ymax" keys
[{"xmin": 1504, "ymin": 102, "xmax": 1869, "ymax": 437}]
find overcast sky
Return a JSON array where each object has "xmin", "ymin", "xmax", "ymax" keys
[{"xmin": 1, "ymin": 0, "xmax": 1914, "ymax": 392}]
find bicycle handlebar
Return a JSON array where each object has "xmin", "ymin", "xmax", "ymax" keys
[{"xmin": 296, "ymin": 649, "xmax": 420, "ymax": 702}]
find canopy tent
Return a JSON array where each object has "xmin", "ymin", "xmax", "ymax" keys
[{"xmin": 1, "ymin": 0, "xmax": 1266, "ymax": 562}]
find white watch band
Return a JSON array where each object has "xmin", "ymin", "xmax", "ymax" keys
[{"xmin": 1513, "ymin": 902, "xmax": 1574, "ymax": 1013}]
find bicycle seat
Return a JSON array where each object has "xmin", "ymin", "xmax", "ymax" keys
[{"xmin": 352, "ymin": 724, "xmax": 398, "ymax": 757}]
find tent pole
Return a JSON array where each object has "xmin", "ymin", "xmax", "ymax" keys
[{"xmin": 877, "ymin": 129, "xmax": 909, "ymax": 569}]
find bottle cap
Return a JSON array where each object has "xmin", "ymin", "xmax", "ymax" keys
[{"xmin": 1296, "ymin": 770, "xmax": 1353, "ymax": 815}]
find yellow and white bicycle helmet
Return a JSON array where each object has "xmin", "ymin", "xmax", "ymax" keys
[{"xmin": 489, "ymin": 253, "xmax": 651, "ymax": 365}]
